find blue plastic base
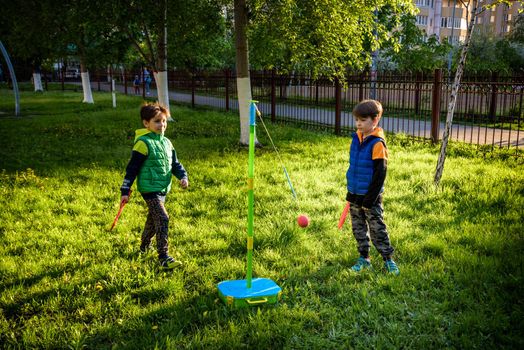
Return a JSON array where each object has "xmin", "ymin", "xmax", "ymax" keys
[{"xmin": 217, "ymin": 278, "xmax": 282, "ymax": 308}]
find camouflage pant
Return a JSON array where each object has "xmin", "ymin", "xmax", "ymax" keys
[
  {"xmin": 142, "ymin": 196, "xmax": 170, "ymax": 259},
  {"xmin": 349, "ymin": 195, "xmax": 394, "ymax": 260}
]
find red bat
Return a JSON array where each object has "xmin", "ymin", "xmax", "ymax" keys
[
  {"xmin": 338, "ymin": 201, "xmax": 350, "ymax": 230},
  {"xmin": 109, "ymin": 190, "xmax": 132, "ymax": 231}
]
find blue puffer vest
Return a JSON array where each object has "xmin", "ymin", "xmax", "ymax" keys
[{"xmin": 346, "ymin": 132, "xmax": 385, "ymax": 195}]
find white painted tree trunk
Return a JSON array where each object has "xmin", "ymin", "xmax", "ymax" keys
[
  {"xmin": 434, "ymin": 0, "xmax": 479, "ymax": 186},
  {"xmin": 234, "ymin": 0, "xmax": 258, "ymax": 146},
  {"xmin": 81, "ymin": 71, "xmax": 94, "ymax": 103},
  {"xmin": 237, "ymin": 77, "xmax": 252, "ymax": 143},
  {"xmin": 154, "ymin": 70, "xmax": 172, "ymax": 121},
  {"xmin": 33, "ymin": 73, "xmax": 43, "ymax": 92}
]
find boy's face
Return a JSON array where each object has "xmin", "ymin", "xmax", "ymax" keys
[
  {"xmin": 354, "ymin": 116, "xmax": 378, "ymax": 135},
  {"xmin": 143, "ymin": 113, "xmax": 168, "ymax": 135}
]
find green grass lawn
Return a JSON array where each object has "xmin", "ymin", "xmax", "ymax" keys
[{"xmin": 0, "ymin": 90, "xmax": 523, "ymax": 349}]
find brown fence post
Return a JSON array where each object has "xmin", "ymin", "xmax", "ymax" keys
[
  {"xmin": 358, "ymin": 72, "xmax": 364, "ymax": 102},
  {"xmin": 271, "ymin": 69, "xmax": 276, "ymax": 122},
  {"xmin": 61, "ymin": 63, "xmax": 65, "ymax": 91},
  {"xmin": 315, "ymin": 78, "xmax": 319, "ymax": 105},
  {"xmin": 431, "ymin": 68, "xmax": 443, "ymax": 144},
  {"xmin": 97, "ymin": 70, "xmax": 101, "ymax": 91},
  {"xmin": 225, "ymin": 69, "xmax": 230, "ymax": 112},
  {"xmin": 191, "ymin": 72, "xmax": 195, "ymax": 108},
  {"xmin": 44, "ymin": 70, "xmax": 48, "ymax": 90},
  {"xmin": 489, "ymin": 71, "xmax": 498, "ymax": 120},
  {"xmin": 415, "ymin": 71, "xmax": 422, "ymax": 115},
  {"xmin": 123, "ymin": 68, "xmax": 128, "ymax": 95},
  {"xmin": 335, "ymin": 77, "xmax": 342, "ymax": 135},
  {"xmin": 109, "ymin": 66, "xmax": 113, "ymax": 93}
]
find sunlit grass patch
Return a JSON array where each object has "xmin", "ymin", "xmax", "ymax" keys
[{"xmin": 0, "ymin": 90, "xmax": 523, "ymax": 348}]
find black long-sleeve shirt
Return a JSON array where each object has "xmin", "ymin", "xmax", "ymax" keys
[{"xmin": 120, "ymin": 149, "xmax": 187, "ymax": 196}]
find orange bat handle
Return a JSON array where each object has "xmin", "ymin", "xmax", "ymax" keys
[{"xmin": 338, "ymin": 201, "xmax": 350, "ymax": 230}]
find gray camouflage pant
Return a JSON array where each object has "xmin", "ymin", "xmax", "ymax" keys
[
  {"xmin": 349, "ymin": 196, "xmax": 394, "ymax": 260},
  {"xmin": 142, "ymin": 196, "xmax": 170, "ymax": 259}
]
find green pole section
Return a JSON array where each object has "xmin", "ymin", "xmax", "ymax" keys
[{"xmin": 246, "ymin": 101, "xmax": 257, "ymax": 288}]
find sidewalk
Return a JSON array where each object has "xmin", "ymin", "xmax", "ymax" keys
[{"xmin": 93, "ymin": 81, "xmax": 523, "ymax": 149}]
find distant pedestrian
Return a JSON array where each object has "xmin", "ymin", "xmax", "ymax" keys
[
  {"xmin": 145, "ymin": 74, "xmax": 152, "ymax": 95},
  {"xmin": 120, "ymin": 103, "xmax": 189, "ymax": 270},
  {"xmin": 345, "ymin": 99, "xmax": 399, "ymax": 275},
  {"xmin": 133, "ymin": 75, "xmax": 140, "ymax": 95}
]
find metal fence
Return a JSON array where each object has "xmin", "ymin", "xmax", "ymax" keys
[
  {"xmin": 3, "ymin": 65, "xmax": 523, "ymax": 154},
  {"xmin": 155, "ymin": 69, "xmax": 523, "ymax": 153}
]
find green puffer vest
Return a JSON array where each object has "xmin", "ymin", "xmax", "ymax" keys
[{"xmin": 136, "ymin": 133, "xmax": 173, "ymax": 193}]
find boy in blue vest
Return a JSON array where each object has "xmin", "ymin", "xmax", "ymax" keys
[
  {"xmin": 346, "ymin": 99, "xmax": 399, "ymax": 275},
  {"xmin": 120, "ymin": 103, "xmax": 188, "ymax": 270}
]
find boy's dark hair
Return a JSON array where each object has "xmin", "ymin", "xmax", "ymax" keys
[
  {"xmin": 140, "ymin": 102, "xmax": 169, "ymax": 121},
  {"xmin": 353, "ymin": 99, "xmax": 383, "ymax": 120}
]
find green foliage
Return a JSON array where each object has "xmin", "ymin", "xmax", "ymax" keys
[
  {"xmin": 167, "ymin": 0, "xmax": 235, "ymax": 70},
  {"xmin": 391, "ymin": 34, "xmax": 451, "ymax": 72},
  {"xmin": 381, "ymin": 11, "xmax": 451, "ymax": 72},
  {"xmin": 248, "ymin": 0, "xmax": 417, "ymax": 78},
  {"xmin": 107, "ymin": 0, "xmax": 231, "ymax": 70},
  {"xmin": 0, "ymin": 91, "xmax": 523, "ymax": 348},
  {"xmin": 461, "ymin": 30, "xmax": 524, "ymax": 73},
  {"xmin": 509, "ymin": 13, "xmax": 524, "ymax": 44},
  {"xmin": 0, "ymin": 0, "xmax": 62, "ymax": 68}
]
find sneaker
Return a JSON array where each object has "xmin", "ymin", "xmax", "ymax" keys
[
  {"xmin": 384, "ymin": 259, "xmax": 400, "ymax": 275},
  {"xmin": 159, "ymin": 256, "xmax": 183, "ymax": 270},
  {"xmin": 351, "ymin": 257, "xmax": 372, "ymax": 272}
]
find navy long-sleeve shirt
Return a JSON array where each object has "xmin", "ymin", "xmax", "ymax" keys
[{"xmin": 120, "ymin": 149, "xmax": 187, "ymax": 196}]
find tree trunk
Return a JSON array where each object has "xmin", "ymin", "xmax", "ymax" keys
[
  {"xmin": 434, "ymin": 0, "xmax": 479, "ymax": 186},
  {"xmin": 156, "ymin": 0, "xmax": 172, "ymax": 120},
  {"xmin": 33, "ymin": 72, "xmax": 43, "ymax": 92},
  {"xmin": 234, "ymin": 0, "xmax": 257, "ymax": 146},
  {"xmin": 80, "ymin": 60, "xmax": 94, "ymax": 103},
  {"xmin": 33, "ymin": 61, "xmax": 43, "ymax": 92}
]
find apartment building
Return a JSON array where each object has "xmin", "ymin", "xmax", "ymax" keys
[{"xmin": 414, "ymin": 0, "xmax": 522, "ymax": 43}]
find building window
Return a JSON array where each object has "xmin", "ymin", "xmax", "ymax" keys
[
  {"xmin": 441, "ymin": 17, "xmax": 461, "ymax": 28},
  {"xmin": 416, "ymin": 15, "xmax": 428, "ymax": 26},
  {"xmin": 415, "ymin": 0, "xmax": 432, "ymax": 7}
]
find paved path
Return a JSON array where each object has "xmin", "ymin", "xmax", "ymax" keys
[{"xmin": 93, "ymin": 81, "xmax": 523, "ymax": 149}]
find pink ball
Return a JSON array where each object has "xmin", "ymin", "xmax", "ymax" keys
[{"xmin": 297, "ymin": 214, "xmax": 309, "ymax": 228}]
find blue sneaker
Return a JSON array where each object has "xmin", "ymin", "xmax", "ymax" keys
[
  {"xmin": 351, "ymin": 257, "xmax": 372, "ymax": 272},
  {"xmin": 384, "ymin": 259, "xmax": 400, "ymax": 275}
]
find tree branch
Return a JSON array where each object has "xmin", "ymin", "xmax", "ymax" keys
[
  {"xmin": 124, "ymin": 27, "xmax": 150, "ymax": 64},
  {"xmin": 142, "ymin": 23, "xmax": 157, "ymax": 68}
]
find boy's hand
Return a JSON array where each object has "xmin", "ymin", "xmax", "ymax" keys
[
  {"xmin": 180, "ymin": 178, "xmax": 189, "ymax": 189},
  {"xmin": 120, "ymin": 195, "xmax": 129, "ymax": 205}
]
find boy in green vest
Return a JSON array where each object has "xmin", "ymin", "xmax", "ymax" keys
[
  {"xmin": 346, "ymin": 99, "xmax": 399, "ymax": 275},
  {"xmin": 120, "ymin": 103, "xmax": 188, "ymax": 270}
]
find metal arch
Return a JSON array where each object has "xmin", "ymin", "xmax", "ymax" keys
[{"xmin": 0, "ymin": 40, "xmax": 20, "ymax": 116}]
